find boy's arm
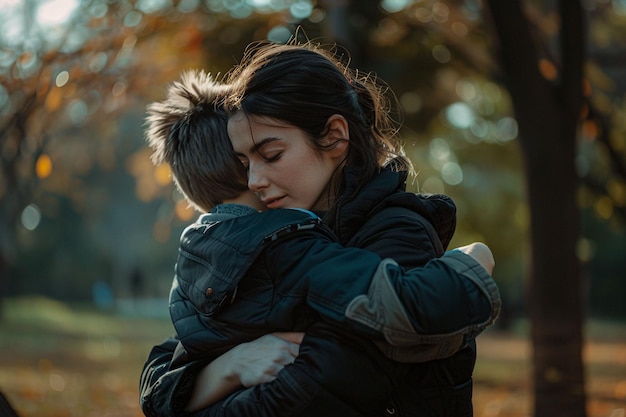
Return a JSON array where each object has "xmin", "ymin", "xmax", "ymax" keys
[
  {"xmin": 344, "ymin": 250, "xmax": 500, "ymax": 362},
  {"xmin": 263, "ymin": 228, "xmax": 500, "ymax": 352}
]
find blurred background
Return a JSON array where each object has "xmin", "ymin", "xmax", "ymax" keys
[{"xmin": 0, "ymin": 0, "xmax": 624, "ymax": 416}]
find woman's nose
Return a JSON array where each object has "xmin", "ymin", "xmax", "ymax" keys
[{"xmin": 247, "ymin": 165, "xmax": 269, "ymax": 192}]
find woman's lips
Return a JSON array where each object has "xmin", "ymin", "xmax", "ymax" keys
[{"xmin": 263, "ymin": 196, "xmax": 285, "ymax": 209}]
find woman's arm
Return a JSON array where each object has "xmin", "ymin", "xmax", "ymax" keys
[
  {"xmin": 139, "ymin": 333, "xmax": 302, "ymax": 416},
  {"xmin": 140, "ymin": 337, "xmax": 201, "ymax": 417}
]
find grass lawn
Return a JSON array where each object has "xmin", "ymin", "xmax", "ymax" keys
[
  {"xmin": 0, "ymin": 297, "xmax": 624, "ymax": 417},
  {"xmin": 0, "ymin": 297, "xmax": 173, "ymax": 417}
]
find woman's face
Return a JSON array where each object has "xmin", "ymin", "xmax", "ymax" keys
[{"xmin": 228, "ymin": 112, "xmax": 347, "ymax": 211}]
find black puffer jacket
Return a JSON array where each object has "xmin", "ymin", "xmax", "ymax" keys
[
  {"xmin": 169, "ymin": 205, "xmax": 468, "ymax": 368},
  {"xmin": 140, "ymin": 166, "xmax": 500, "ymax": 417},
  {"xmin": 331, "ymin": 167, "xmax": 479, "ymax": 417}
]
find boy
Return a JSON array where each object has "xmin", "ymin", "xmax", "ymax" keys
[{"xmin": 140, "ymin": 70, "xmax": 499, "ymax": 415}]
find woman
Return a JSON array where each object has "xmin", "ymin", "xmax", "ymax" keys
[{"xmin": 140, "ymin": 41, "xmax": 498, "ymax": 417}]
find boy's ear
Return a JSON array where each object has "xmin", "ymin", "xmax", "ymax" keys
[{"xmin": 324, "ymin": 114, "xmax": 350, "ymax": 158}]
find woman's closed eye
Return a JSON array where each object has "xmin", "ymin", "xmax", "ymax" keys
[{"xmin": 262, "ymin": 151, "xmax": 282, "ymax": 163}]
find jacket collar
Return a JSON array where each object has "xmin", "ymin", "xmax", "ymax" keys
[{"xmin": 332, "ymin": 165, "xmax": 456, "ymax": 249}]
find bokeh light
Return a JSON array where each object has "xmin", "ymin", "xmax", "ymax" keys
[
  {"xmin": 124, "ymin": 10, "xmax": 143, "ymax": 27},
  {"xmin": 381, "ymin": 0, "xmax": 413, "ymax": 13},
  {"xmin": 88, "ymin": 52, "xmax": 108, "ymax": 73},
  {"xmin": 49, "ymin": 373, "xmax": 66, "ymax": 392},
  {"xmin": 445, "ymin": 102, "xmax": 475, "ymax": 129},
  {"xmin": 36, "ymin": 154, "xmax": 53, "ymax": 179},
  {"xmin": 400, "ymin": 92, "xmax": 423, "ymax": 114},
  {"xmin": 595, "ymin": 195, "xmax": 614, "ymax": 219},
  {"xmin": 55, "ymin": 71, "xmax": 69, "ymax": 87},
  {"xmin": 432, "ymin": 2, "xmax": 450, "ymax": 23},
  {"xmin": 290, "ymin": 0, "xmax": 313, "ymax": 19},
  {"xmin": 456, "ymin": 79, "xmax": 478, "ymax": 101},
  {"xmin": 428, "ymin": 137, "xmax": 453, "ymax": 171},
  {"xmin": 268, "ymin": 26, "xmax": 292, "ymax": 43},
  {"xmin": 576, "ymin": 237, "xmax": 596, "ymax": 262},
  {"xmin": 154, "ymin": 164, "xmax": 172, "ymax": 186},
  {"xmin": 451, "ymin": 21, "xmax": 468, "ymax": 37},
  {"xmin": 175, "ymin": 200, "xmax": 195, "ymax": 221},
  {"xmin": 441, "ymin": 161, "xmax": 463, "ymax": 185},
  {"xmin": 608, "ymin": 179, "xmax": 626, "ymax": 206},
  {"xmin": 136, "ymin": 0, "xmax": 173, "ymax": 14},
  {"xmin": 21, "ymin": 204, "xmax": 42, "ymax": 231},
  {"xmin": 469, "ymin": 117, "xmax": 490, "ymax": 140},
  {"xmin": 36, "ymin": 0, "xmax": 79, "ymax": 26},
  {"xmin": 89, "ymin": 2, "xmax": 108, "ymax": 18},
  {"xmin": 483, "ymin": 82, "xmax": 503, "ymax": 102},
  {"xmin": 67, "ymin": 99, "xmax": 88, "ymax": 124},
  {"xmin": 495, "ymin": 116, "xmax": 519, "ymax": 142},
  {"xmin": 432, "ymin": 44, "xmax": 451, "ymax": 63},
  {"xmin": 414, "ymin": 7, "xmax": 432, "ymax": 23},
  {"xmin": 421, "ymin": 176, "xmax": 445, "ymax": 194},
  {"xmin": 112, "ymin": 81, "xmax": 127, "ymax": 97},
  {"xmin": 178, "ymin": 0, "xmax": 200, "ymax": 12}
]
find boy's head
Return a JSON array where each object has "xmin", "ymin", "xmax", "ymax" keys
[{"xmin": 145, "ymin": 70, "xmax": 249, "ymax": 212}]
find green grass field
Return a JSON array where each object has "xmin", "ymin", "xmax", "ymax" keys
[{"xmin": 0, "ymin": 297, "xmax": 624, "ymax": 417}]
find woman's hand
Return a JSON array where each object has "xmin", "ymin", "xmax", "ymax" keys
[
  {"xmin": 455, "ymin": 242, "xmax": 495, "ymax": 275},
  {"xmin": 186, "ymin": 332, "xmax": 303, "ymax": 412},
  {"xmin": 231, "ymin": 332, "xmax": 304, "ymax": 387}
]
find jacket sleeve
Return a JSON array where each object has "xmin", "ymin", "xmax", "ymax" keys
[
  {"xmin": 258, "ymin": 215, "xmax": 501, "ymax": 352},
  {"xmin": 139, "ymin": 336, "xmax": 206, "ymax": 417},
  {"xmin": 327, "ymin": 205, "xmax": 500, "ymax": 347},
  {"xmin": 262, "ymin": 225, "xmax": 500, "ymax": 354},
  {"xmin": 343, "ymin": 251, "xmax": 500, "ymax": 362}
]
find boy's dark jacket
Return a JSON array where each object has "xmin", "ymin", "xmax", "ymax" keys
[
  {"xmin": 170, "ymin": 206, "xmax": 390, "ymax": 366},
  {"xmin": 140, "ymin": 167, "xmax": 500, "ymax": 417}
]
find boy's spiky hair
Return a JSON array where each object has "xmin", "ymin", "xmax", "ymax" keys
[{"xmin": 145, "ymin": 70, "xmax": 248, "ymax": 212}]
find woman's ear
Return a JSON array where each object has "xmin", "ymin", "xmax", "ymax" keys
[{"xmin": 323, "ymin": 114, "xmax": 350, "ymax": 158}]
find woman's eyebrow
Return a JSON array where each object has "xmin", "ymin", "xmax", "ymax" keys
[{"xmin": 248, "ymin": 137, "xmax": 281, "ymax": 154}]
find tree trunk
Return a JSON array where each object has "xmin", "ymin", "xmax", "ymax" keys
[
  {"xmin": 0, "ymin": 218, "xmax": 17, "ymax": 322},
  {"xmin": 0, "ymin": 256, "xmax": 7, "ymax": 321},
  {"xmin": 485, "ymin": 1, "xmax": 587, "ymax": 416},
  {"xmin": 0, "ymin": 201, "xmax": 18, "ymax": 323}
]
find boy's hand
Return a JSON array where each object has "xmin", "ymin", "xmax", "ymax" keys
[{"xmin": 455, "ymin": 242, "xmax": 495, "ymax": 275}]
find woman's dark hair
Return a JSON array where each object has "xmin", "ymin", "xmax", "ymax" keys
[{"xmin": 225, "ymin": 41, "xmax": 410, "ymax": 208}]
